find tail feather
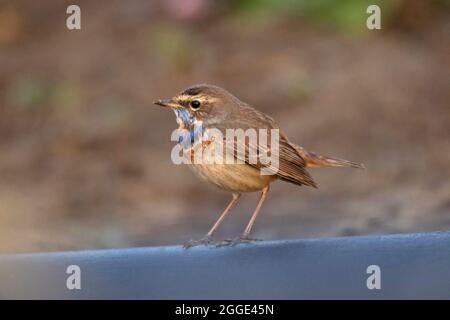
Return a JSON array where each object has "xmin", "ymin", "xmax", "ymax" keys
[{"xmin": 291, "ymin": 144, "xmax": 365, "ymax": 169}]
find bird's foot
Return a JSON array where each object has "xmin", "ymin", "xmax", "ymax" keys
[
  {"xmin": 183, "ymin": 236, "xmax": 214, "ymax": 249},
  {"xmin": 216, "ymin": 235, "xmax": 261, "ymax": 247}
]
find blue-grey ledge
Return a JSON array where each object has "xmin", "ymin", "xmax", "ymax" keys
[{"xmin": 1, "ymin": 231, "xmax": 449, "ymax": 299}]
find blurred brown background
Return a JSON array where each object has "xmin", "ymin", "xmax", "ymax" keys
[{"xmin": 0, "ymin": 0, "xmax": 449, "ymax": 253}]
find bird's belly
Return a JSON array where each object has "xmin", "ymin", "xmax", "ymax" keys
[
  {"xmin": 189, "ymin": 162, "xmax": 276, "ymax": 192},
  {"xmin": 180, "ymin": 134, "xmax": 276, "ymax": 192}
]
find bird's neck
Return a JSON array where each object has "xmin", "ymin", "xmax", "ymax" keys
[
  {"xmin": 173, "ymin": 109, "xmax": 203, "ymax": 148},
  {"xmin": 173, "ymin": 108, "xmax": 195, "ymax": 128}
]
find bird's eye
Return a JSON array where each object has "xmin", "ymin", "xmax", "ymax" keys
[{"xmin": 190, "ymin": 100, "xmax": 201, "ymax": 110}]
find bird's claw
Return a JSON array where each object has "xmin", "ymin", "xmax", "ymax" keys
[
  {"xmin": 183, "ymin": 236, "xmax": 214, "ymax": 249},
  {"xmin": 216, "ymin": 235, "xmax": 261, "ymax": 247}
]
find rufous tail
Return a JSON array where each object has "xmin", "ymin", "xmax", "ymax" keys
[{"xmin": 291, "ymin": 144, "xmax": 365, "ymax": 169}]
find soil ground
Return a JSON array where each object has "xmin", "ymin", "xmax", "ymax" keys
[{"xmin": 0, "ymin": 1, "xmax": 449, "ymax": 253}]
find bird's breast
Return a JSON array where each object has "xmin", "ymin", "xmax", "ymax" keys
[
  {"xmin": 189, "ymin": 161, "xmax": 276, "ymax": 193},
  {"xmin": 185, "ymin": 137, "xmax": 276, "ymax": 192},
  {"xmin": 172, "ymin": 118, "xmax": 276, "ymax": 192}
]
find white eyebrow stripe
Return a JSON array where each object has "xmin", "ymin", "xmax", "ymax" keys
[{"xmin": 176, "ymin": 94, "xmax": 210, "ymax": 103}]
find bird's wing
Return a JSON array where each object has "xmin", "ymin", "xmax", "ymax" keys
[
  {"xmin": 221, "ymin": 132, "xmax": 316, "ymax": 188},
  {"xmin": 213, "ymin": 105, "xmax": 317, "ymax": 188}
]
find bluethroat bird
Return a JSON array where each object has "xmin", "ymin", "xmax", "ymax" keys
[{"xmin": 154, "ymin": 84, "xmax": 364, "ymax": 248}]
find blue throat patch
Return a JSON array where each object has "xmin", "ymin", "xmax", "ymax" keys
[
  {"xmin": 174, "ymin": 108, "xmax": 195, "ymax": 127},
  {"xmin": 174, "ymin": 108, "xmax": 203, "ymax": 149}
]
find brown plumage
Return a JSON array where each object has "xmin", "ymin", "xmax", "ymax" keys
[{"xmin": 154, "ymin": 84, "xmax": 364, "ymax": 247}]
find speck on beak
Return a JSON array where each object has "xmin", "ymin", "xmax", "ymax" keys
[
  {"xmin": 154, "ymin": 98, "xmax": 182, "ymax": 109},
  {"xmin": 153, "ymin": 98, "xmax": 173, "ymax": 107}
]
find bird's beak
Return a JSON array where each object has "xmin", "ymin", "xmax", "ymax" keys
[{"xmin": 153, "ymin": 98, "xmax": 177, "ymax": 108}]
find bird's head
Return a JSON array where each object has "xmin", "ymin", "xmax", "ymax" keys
[{"xmin": 154, "ymin": 84, "xmax": 240, "ymax": 127}]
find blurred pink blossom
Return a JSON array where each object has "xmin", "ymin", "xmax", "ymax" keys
[{"xmin": 164, "ymin": 0, "xmax": 211, "ymax": 20}]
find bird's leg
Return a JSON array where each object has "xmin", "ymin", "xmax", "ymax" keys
[
  {"xmin": 217, "ymin": 185, "xmax": 269, "ymax": 247},
  {"xmin": 242, "ymin": 185, "xmax": 269, "ymax": 239},
  {"xmin": 184, "ymin": 193, "xmax": 241, "ymax": 248},
  {"xmin": 207, "ymin": 193, "xmax": 241, "ymax": 238}
]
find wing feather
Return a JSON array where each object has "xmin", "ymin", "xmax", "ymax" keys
[{"xmin": 212, "ymin": 105, "xmax": 317, "ymax": 188}]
